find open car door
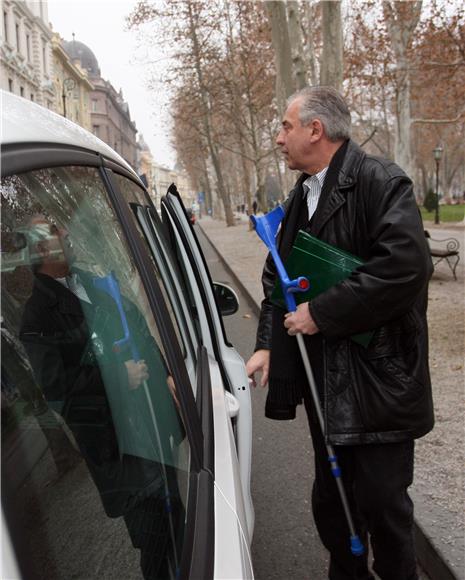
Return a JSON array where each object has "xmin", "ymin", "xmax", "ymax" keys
[{"xmin": 160, "ymin": 185, "xmax": 254, "ymax": 538}]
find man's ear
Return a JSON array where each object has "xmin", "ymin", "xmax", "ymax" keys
[{"xmin": 309, "ymin": 119, "xmax": 324, "ymax": 143}]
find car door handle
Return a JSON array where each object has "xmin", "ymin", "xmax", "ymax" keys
[{"xmin": 224, "ymin": 391, "xmax": 240, "ymax": 418}]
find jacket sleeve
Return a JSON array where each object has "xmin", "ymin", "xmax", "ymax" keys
[
  {"xmin": 254, "ymin": 251, "xmax": 276, "ymax": 351},
  {"xmin": 310, "ymin": 173, "xmax": 433, "ymax": 338}
]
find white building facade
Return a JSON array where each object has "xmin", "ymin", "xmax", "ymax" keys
[{"xmin": 1, "ymin": 0, "xmax": 54, "ymax": 108}]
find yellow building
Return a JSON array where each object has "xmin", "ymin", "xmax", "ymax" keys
[{"xmin": 52, "ymin": 34, "xmax": 93, "ymax": 130}]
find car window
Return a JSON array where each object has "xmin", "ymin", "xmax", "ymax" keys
[
  {"xmin": 1, "ymin": 166, "xmax": 190, "ymax": 579},
  {"xmin": 157, "ymin": 205, "xmax": 206, "ymax": 351},
  {"xmin": 113, "ymin": 174, "xmax": 200, "ymax": 393}
]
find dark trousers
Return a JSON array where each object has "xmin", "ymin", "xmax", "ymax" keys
[{"xmin": 303, "ymin": 396, "xmax": 418, "ymax": 580}]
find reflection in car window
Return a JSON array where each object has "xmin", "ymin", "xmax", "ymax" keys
[{"xmin": 1, "ymin": 167, "xmax": 190, "ymax": 579}]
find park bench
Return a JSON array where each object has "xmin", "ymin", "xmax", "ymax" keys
[{"xmin": 424, "ymin": 230, "xmax": 460, "ymax": 280}]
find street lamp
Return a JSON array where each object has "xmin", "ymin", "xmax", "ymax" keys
[
  {"xmin": 62, "ymin": 78, "xmax": 75, "ymax": 118},
  {"xmin": 433, "ymin": 145, "xmax": 443, "ymax": 225}
]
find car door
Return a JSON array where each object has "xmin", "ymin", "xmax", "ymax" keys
[
  {"xmin": 0, "ymin": 151, "xmax": 221, "ymax": 579},
  {"xmin": 159, "ymin": 186, "xmax": 254, "ymax": 538},
  {"xmin": 105, "ymin": 171, "xmax": 254, "ymax": 579}
]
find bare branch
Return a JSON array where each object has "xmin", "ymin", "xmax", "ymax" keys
[
  {"xmin": 412, "ymin": 108, "xmax": 465, "ymax": 125},
  {"xmin": 360, "ymin": 127, "xmax": 378, "ymax": 147}
]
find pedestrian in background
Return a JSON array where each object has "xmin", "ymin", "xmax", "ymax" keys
[{"xmin": 246, "ymin": 86, "xmax": 434, "ymax": 580}]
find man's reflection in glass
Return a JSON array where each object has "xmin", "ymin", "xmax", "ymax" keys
[{"xmin": 20, "ymin": 215, "xmax": 185, "ymax": 579}]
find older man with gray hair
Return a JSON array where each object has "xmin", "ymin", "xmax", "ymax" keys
[{"xmin": 247, "ymin": 86, "xmax": 433, "ymax": 580}]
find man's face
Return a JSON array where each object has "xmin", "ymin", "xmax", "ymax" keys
[
  {"xmin": 276, "ymin": 98, "xmax": 316, "ymax": 173},
  {"xmin": 30, "ymin": 215, "xmax": 75, "ymax": 273}
]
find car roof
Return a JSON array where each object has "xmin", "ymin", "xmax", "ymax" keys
[{"xmin": 1, "ymin": 90, "xmax": 136, "ymax": 177}]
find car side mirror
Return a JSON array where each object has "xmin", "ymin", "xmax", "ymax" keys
[{"xmin": 213, "ymin": 282, "xmax": 239, "ymax": 316}]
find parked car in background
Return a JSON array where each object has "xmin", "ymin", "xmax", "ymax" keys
[{"xmin": 1, "ymin": 91, "xmax": 254, "ymax": 580}]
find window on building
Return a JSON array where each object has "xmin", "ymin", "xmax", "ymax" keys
[
  {"xmin": 92, "ymin": 125, "xmax": 100, "ymax": 137},
  {"xmin": 15, "ymin": 22, "xmax": 20, "ymax": 52},
  {"xmin": 91, "ymin": 99, "xmax": 98, "ymax": 112},
  {"xmin": 26, "ymin": 32, "xmax": 31, "ymax": 60},
  {"xmin": 3, "ymin": 11, "xmax": 8, "ymax": 44},
  {"xmin": 20, "ymin": 86, "xmax": 24, "ymax": 97},
  {"xmin": 8, "ymin": 78, "xmax": 13, "ymax": 92},
  {"xmin": 42, "ymin": 39, "xmax": 47, "ymax": 74},
  {"xmin": 30, "ymin": 93, "xmax": 34, "ymax": 101}
]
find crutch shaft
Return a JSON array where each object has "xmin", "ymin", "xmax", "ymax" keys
[{"xmin": 296, "ymin": 334, "xmax": 364, "ymax": 555}]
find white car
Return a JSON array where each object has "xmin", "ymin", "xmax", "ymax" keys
[{"xmin": 1, "ymin": 91, "xmax": 254, "ymax": 580}]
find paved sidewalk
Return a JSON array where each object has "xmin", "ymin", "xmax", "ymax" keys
[{"xmin": 198, "ymin": 214, "xmax": 464, "ymax": 580}]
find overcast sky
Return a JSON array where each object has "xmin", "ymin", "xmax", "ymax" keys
[{"xmin": 48, "ymin": 0, "xmax": 175, "ymax": 167}]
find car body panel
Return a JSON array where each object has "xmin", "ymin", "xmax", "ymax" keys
[
  {"xmin": 1, "ymin": 90, "xmax": 133, "ymax": 175},
  {"xmin": 209, "ymin": 359, "xmax": 253, "ymax": 579}
]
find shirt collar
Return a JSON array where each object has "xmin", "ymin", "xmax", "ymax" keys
[{"xmin": 303, "ymin": 166, "xmax": 329, "ymax": 191}]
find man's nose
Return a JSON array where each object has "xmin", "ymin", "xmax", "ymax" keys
[{"xmin": 276, "ymin": 130, "xmax": 285, "ymax": 146}]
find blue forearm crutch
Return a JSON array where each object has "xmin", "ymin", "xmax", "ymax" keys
[{"xmin": 250, "ymin": 206, "xmax": 364, "ymax": 557}]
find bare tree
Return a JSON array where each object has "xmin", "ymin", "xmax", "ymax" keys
[{"xmin": 129, "ymin": 0, "xmax": 236, "ymax": 225}]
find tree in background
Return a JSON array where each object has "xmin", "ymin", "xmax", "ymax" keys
[
  {"xmin": 345, "ymin": 0, "xmax": 464, "ymax": 198},
  {"xmin": 128, "ymin": 0, "xmax": 464, "ymax": 222}
]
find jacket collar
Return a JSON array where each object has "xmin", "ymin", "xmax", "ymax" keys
[
  {"xmin": 33, "ymin": 272, "xmax": 83, "ymax": 316},
  {"xmin": 335, "ymin": 138, "xmax": 366, "ymax": 190},
  {"xmin": 307, "ymin": 139, "xmax": 365, "ymax": 237}
]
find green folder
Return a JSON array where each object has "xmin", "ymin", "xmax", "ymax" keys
[{"xmin": 271, "ymin": 230, "xmax": 373, "ymax": 347}]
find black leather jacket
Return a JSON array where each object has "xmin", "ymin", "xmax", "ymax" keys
[{"xmin": 256, "ymin": 140, "xmax": 434, "ymax": 444}]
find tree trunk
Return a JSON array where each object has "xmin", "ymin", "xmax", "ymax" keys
[
  {"xmin": 303, "ymin": 3, "xmax": 318, "ymax": 85},
  {"xmin": 186, "ymin": 0, "xmax": 235, "ymax": 226},
  {"xmin": 383, "ymin": 1, "xmax": 422, "ymax": 181},
  {"xmin": 265, "ymin": 1, "xmax": 295, "ymax": 116},
  {"xmin": 320, "ymin": 1, "xmax": 344, "ymax": 90},
  {"xmin": 287, "ymin": 1, "xmax": 307, "ymax": 90},
  {"xmin": 224, "ymin": 5, "xmax": 253, "ymax": 220},
  {"xmin": 200, "ymin": 154, "xmax": 213, "ymax": 216}
]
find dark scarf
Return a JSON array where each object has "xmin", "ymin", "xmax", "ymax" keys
[{"xmin": 266, "ymin": 140, "xmax": 349, "ymax": 420}]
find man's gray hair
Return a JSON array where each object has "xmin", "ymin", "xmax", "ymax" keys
[{"xmin": 288, "ymin": 86, "xmax": 351, "ymax": 142}]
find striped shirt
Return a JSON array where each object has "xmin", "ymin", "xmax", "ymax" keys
[{"xmin": 303, "ymin": 167, "xmax": 329, "ymax": 221}]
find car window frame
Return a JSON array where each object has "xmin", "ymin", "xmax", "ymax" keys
[
  {"xmin": 105, "ymin": 173, "xmax": 202, "ymax": 402},
  {"xmin": 160, "ymin": 186, "xmax": 234, "ymax": 395},
  {"xmin": 132, "ymin": 204, "xmax": 200, "ymax": 378}
]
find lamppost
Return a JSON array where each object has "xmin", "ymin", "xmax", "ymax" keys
[
  {"xmin": 433, "ymin": 145, "xmax": 443, "ymax": 225},
  {"xmin": 62, "ymin": 78, "xmax": 75, "ymax": 118}
]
